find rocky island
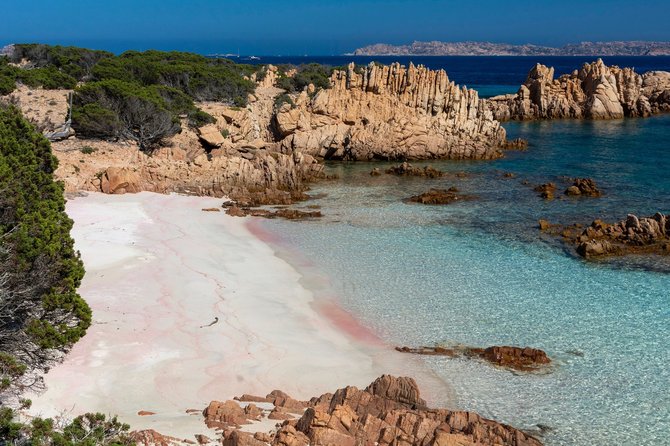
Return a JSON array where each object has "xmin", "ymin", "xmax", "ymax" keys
[{"xmin": 353, "ymin": 40, "xmax": 670, "ymax": 56}]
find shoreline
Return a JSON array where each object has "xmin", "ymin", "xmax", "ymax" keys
[{"xmin": 27, "ymin": 192, "xmax": 452, "ymax": 439}]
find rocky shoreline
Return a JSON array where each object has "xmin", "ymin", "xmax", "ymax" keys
[{"xmin": 132, "ymin": 375, "xmax": 543, "ymax": 446}]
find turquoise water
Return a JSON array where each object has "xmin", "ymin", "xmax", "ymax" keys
[{"xmin": 260, "ymin": 114, "xmax": 670, "ymax": 445}]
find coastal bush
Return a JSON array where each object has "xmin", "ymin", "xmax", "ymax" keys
[
  {"xmin": 275, "ymin": 63, "xmax": 334, "ymax": 92},
  {"xmin": 0, "ymin": 57, "xmax": 17, "ymax": 95},
  {"xmin": 0, "ymin": 104, "xmax": 90, "ymax": 400},
  {"xmin": 9, "ymin": 44, "xmax": 114, "ymax": 81},
  {"xmin": 91, "ymin": 50, "xmax": 256, "ymax": 104},
  {"xmin": 16, "ymin": 66, "xmax": 77, "ymax": 89},
  {"xmin": 72, "ymin": 80, "xmax": 181, "ymax": 150}
]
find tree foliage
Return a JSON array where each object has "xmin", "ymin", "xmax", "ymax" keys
[
  {"xmin": 0, "ymin": 408, "xmax": 132, "ymax": 445},
  {"xmin": 0, "ymin": 104, "xmax": 90, "ymax": 404}
]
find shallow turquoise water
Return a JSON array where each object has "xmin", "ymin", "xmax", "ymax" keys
[{"xmin": 260, "ymin": 115, "xmax": 670, "ymax": 445}]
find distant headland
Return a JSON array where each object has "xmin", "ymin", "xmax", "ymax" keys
[{"xmin": 351, "ymin": 40, "xmax": 670, "ymax": 56}]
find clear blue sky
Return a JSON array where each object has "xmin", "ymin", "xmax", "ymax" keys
[{"xmin": 2, "ymin": 0, "xmax": 669, "ymax": 55}]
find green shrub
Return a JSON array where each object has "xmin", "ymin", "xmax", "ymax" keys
[
  {"xmin": 80, "ymin": 145, "xmax": 96, "ymax": 154},
  {"xmin": 274, "ymin": 93, "xmax": 294, "ymax": 109},
  {"xmin": 91, "ymin": 50, "xmax": 256, "ymax": 105},
  {"xmin": 221, "ymin": 129, "xmax": 230, "ymax": 138},
  {"xmin": 188, "ymin": 109, "xmax": 216, "ymax": 128},
  {"xmin": 16, "ymin": 66, "xmax": 77, "ymax": 89}
]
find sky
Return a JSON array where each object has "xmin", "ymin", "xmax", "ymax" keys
[{"xmin": 2, "ymin": 0, "xmax": 669, "ymax": 55}]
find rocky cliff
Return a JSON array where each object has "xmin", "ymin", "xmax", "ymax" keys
[
  {"xmin": 485, "ymin": 59, "xmax": 670, "ymax": 120},
  {"xmin": 274, "ymin": 62, "xmax": 507, "ymax": 160}
]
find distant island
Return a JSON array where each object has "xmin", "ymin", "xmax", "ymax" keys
[{"xmin": 352, "ymin": 41, "xmax": 670, "ymax": 56}]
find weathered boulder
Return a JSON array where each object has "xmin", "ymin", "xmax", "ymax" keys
[
  {"xmin": 197, "ymin": 124, "xmax": 225, "ymax": 147},
  {"xmin": 203, "ymin": 400, "xmax": 251, "ymax": 429},
  {"xmin": 100, "ymin": 167, "xmax": 142, "ymax": 194}
]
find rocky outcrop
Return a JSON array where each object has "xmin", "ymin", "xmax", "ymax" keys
[
  {"xmin": 485, "ymin": 59, "xmax": 670, "ymax": 120},
  {"xmin": 573, "ymin": 213, "xmax": 670, "ymax": 258},
  {"xmin": 541, "ymin": 213, "xmax": 670, "ymax": 259},
  {"xmin": 564, "ymin": 178, "xmax": 601, "ymax": 197},
  {"xmin": 396, "ymin": 346, "xmax": 551, "ymax": 372},
  {"xmin": 215, "ymin": 375, "xmax": 541, "ymax": 446},
  {"xmin": 275, "ymin": 62, "xmax": 508, "ymax": 160}
]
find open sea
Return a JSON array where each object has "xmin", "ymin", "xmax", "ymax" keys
[{"xmin": 256, "ymin": 56, "xmax": 670, "ymax": 445}]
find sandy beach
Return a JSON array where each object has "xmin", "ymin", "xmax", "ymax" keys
[{"xmin": 27, "ymin": 192, "xmax": 447, "ymax": 439}]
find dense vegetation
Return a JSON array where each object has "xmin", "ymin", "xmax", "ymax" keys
[
  {"xmin": 0, "ymin": 104, "xmax": 133, "ymax": 445},
  {"xmin": 0, "ymin": 44, "xmax": 111, "ymax": 94},
  {"xmin": 0, "ymin": 104, "xmax": 90, "ymax": 401}
]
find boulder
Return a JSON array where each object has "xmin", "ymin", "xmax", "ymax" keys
[
  {"xmin": 198, "ymin": 124, "xmax": 225, "ymax": 147},
  {"xmin": 203, "ymin": 400, "xmax": 251, "ymax": 429},
  {"xmin": 100, "ymin": 167, "xmax": 142, "ymax": 194}
]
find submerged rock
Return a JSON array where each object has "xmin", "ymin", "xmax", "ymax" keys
[
  {"xmin": 534, "ymin": 183, "xmax": 556, "ymax": 200},
  {"xmin": 385, "ymin": 162, "xmax": 445, "ymax": 178},
  {"xmin": 396, "ymin": 345, "xmax": 551, "ymax": 372},
  {"xmin": 225, "ymin": 206, "xmax": 322, "ymax": 220},
  {"xmin": 406, "ymin": 187, "xmax": 469, "ymax": 205}
]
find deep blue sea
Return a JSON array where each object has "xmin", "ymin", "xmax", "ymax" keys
[{"xmin": 257, "ymin": 57, "xmax": 670, "ymax": 445}]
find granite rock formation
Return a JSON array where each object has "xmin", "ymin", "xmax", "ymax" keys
[
  {"xmin": 485, "ymin": 59, "xmax": 670, "ymax": 120},
  {"xmin": 214, "ymin": 375, "xmax": 542, "ymax": 446},
  {"xmin": 275, "ymin": 62, "xmax": 508, "ymax": 160}
]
